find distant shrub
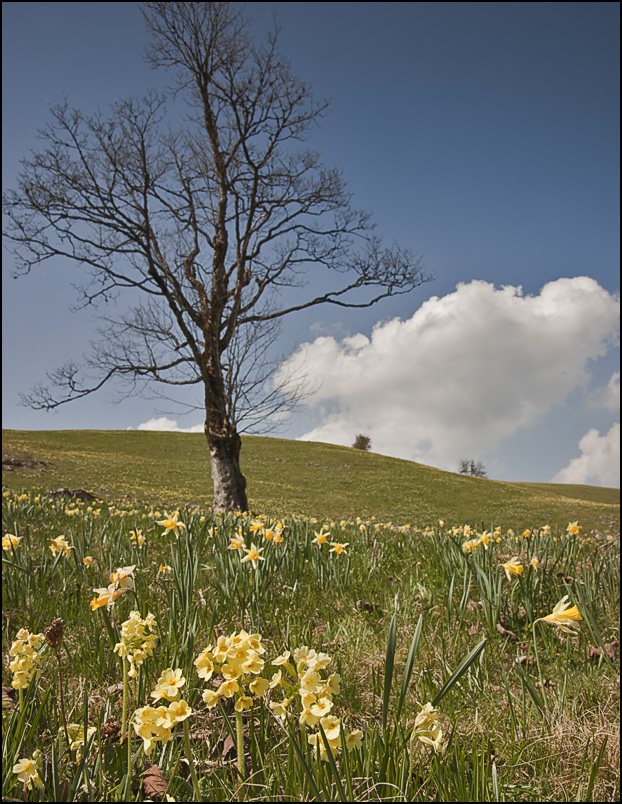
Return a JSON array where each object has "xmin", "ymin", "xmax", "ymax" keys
[
  {"xmin": 353, "ymin": 434, "xmax": 372, "ymax": 451},
  {"xmin": 459, "ymin": 459, "xmax": 487, "ymax": 477}
]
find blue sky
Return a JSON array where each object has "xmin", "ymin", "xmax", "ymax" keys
[{"xmin": 2, "ymin": 2, "xmax": 620, "ymax": 486}]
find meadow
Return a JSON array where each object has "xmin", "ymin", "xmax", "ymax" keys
[{"xmin": 1, "ymin": 430, "xmax": 620, "ymax": 801}]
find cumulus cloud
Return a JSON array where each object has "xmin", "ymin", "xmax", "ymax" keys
[
  {"xmin": 277, "ymin": 277, "xmax": 619, "ymax": 471},
  {"xmin": 591, "ymin": 371, "xmax": 620, "ymax": 411},
  {"xmin": 553, "ymin": 423, "xmax": 620, "ymax": 487},
  {"xmin": 129, "ymin": 416, "xmax": 203, "ymax": 433}
]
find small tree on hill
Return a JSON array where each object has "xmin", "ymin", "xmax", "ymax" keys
[
  {"xmin": 459, "ymin": 459, "xmax": 487, "ymax": 478},
  {"xmin": 353, "ymin": 434, "xmax": 372, "ymax": 452}
]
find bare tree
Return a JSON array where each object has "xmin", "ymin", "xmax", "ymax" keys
[
  {"xmin": 3, "ymin": 2, "xmax": 431, "ymax": 512},
  {"xmin": 459, "ymin": 459, "xmax": 487, "ymax": 478}
]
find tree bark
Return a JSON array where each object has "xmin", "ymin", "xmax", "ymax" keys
[{"xmin": 205, "ymin": 420, "xmax": 248, "ymax": 513}]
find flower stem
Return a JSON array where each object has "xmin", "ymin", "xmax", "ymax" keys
[
  {"xmin": 122, "ymin": 659, "xmax": 132, "ymax": 800},
  {"xmin": 236, "ymin": 706, "xmax": 246, "ymax": 782},
  {"xmin": 183, "ymin": 718, "xmax": 201, "ymax": 801},
  {"xmin": 531, "ymin": 622, "xmax": 550, "ymax": 716}
]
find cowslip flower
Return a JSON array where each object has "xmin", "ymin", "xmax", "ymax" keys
[
  {"xmin": 9, "ymin": 628, "xmax": 45, "ymax": 690},
  {"xmin": 414, "ymin": 702, "xmax": 443, "ymax": 752},
  {"xmin": 501, "ymin": 558, "xmax": 524, "ymax": 582},
  {"xmin": 114, "ymin": 611, "xmax": 158, "ymax": 678},
  {"xmin": 2, "ymin": 533, "xmax": 22, "ymax": 551},
  {"xmin": 13, "ymin": 757, "xmax": 44, "ymax": 791},
  {"xmin": 156, "ymin": 511, "xmax": 186, "ymax": 538},
  {"xmin": 535, "ymin": 595, "xmax": 582, "ymax": 634},
  {"xmin": 241, "ymin": 542, "xmax": 265, "ymax": 570},
  {"xmin": 151, "ymin": 668, "xmax": 186, "ymax": 702}
]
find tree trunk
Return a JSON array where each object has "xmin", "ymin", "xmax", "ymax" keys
[{"xmin": 205, "ymin": 421, "xmax": 249, "ymax": 513}]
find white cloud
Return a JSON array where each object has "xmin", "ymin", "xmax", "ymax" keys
[
  {"xmin": 591, "ymin": 371, "xmax": 620, "ymax": 411},
  {"xmin": 129, "ymin": 416, "xmax": 203, "ymax": 433},
  {"xmin": 553, "ymin": 423, "xmax": 620, "ymax": 487},
  {"xmin": 278, "ymin": 277, "xmax": 620, "ymax": 471}
]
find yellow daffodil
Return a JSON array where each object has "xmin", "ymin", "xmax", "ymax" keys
[
  {"xmin": 312, "ymin": 530, "xmax": 329, "ymax": 546},
  {"xmin": 82, "ymin": 556, "xmax": 94, "ymax": 567},
  {"xmin": 535, "ymin": 595, "xmax": 582, "ymax": 633},
  {"xmin": 110, "ymin": 565, "xmax": 136, "ymax": 588},
  {"xmin": 567, "ymin": 521, "xmax": 580, "ymax": 536},
  {"xmin": 329, "ymin": 541, "xmax": 348, "ymax": 556},
  {"xmin": 156, "ymin": 511, "xmax": 186, "ymax": 538},
  {"xmin": 2, "ymin": 533, "xmax": 22, "ymax": 551},
  {"xmin": 241, "ymin": 542, "xmax": 265, "ymax": 569},
  {"xmin": 49, "ymin": 535, "xmax": 74, "ymax": 557},
  {"xmin": 228, "ymin": 536, "xmax": 246, "ymax": 551},
  {"xmin": 130, "ymin": 529, "xmax": 145, "ymax": 547},
  {"xmin": 530, "ymin": 556, "xmax": 539, "ymax": 570},
  {"xmin": 90, "ymin": 583, "xmax": 130, "ymax": 611},
  {"xmin": 501, "ymin": 558, "xmax": 524, "ymax": 582}
]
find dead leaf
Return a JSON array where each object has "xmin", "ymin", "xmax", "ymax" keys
[
  {"xmin": 143, "ymin": 765, "xmax": 169, "ymax": 801},
  {"xmin": 221, "ymin": 734, "xmax": 235, "ymax": 758},
  {"xmin": 2, "ymin": 686, "xmax": 15, "ymax": 710},
  {"xmin": 496, "ymin": 623, "xmax": 519, "ymax": 641}
]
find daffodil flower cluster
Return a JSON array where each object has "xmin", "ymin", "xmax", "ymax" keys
[
  {"xmin": 133, "ymin": 668, "xmax": 192, "ymax": 755},
  {"xmin": 90, "ymin": 564, "xmax": 136, "ymax": 611},
  {"xmin": 268, "ymin": 646, "xmax": 363, "ymax": 760},
  {"xmin": 113, "ymin": 611, "xmax": 158, "ymax": 678},
  {"xmin": 462, "ymin": 526, "xmax": 502, "ymax": 553},
  {"xmin": 413, "ymin": 702, "xmax": 443, "ymax": 752},
  {"xmin": 195, "ymin": 629, "xmax": 270, "ymax": 712},
  {"xmin": 9, "ymin": 628, "xmax": 45, "ymax": 690}
]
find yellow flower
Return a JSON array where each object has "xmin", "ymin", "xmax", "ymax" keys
[
  {"xmin": 49, "ymin": 535, "xmax": 74, "ymax": 557},
  {"xmin": 130, "ymin": 529, "xmax": 145, "ymax": 547},
  {"xmin": 270, "ymin": 696, "xmax": 293, "ymax": 720},
  {"xmin": 500, "ymin": 558, "xmax": 524, "ymax": 582},
  {"xmin": 90, "ymin": 583, "xmax": 129, "ymax": 611},
  {"xmin": 13, "ymin": 757, "xmax": 44, "ymax": 790},
  {"xmin": 156, "ymin": 511, "xmax": 186, "ymax": 538},
  {"xmin": 567, "ymin": 521, "xmax": 580, "ymax": 536},
  {"xmin": 82, "ymin": 556, "xmax": 94, "ymax": 567},
  {"xmin": 530, "ymin": 556, "xmax": 539, "ymax": 570},
  {"xmin": 2, "ymin": 534, "xmax": 22, "ymax": 551},
  {"xmin": 228, "ymin": 536, "xmax": 246, "ymax": 551},
  {"xmin": 241, "ymin": 542, "xmax": 265, "ymax": 569},
  {"xmin": 234, "ymin": 694, "xmax": 254, "ymax": 712},
  {"xmin": 414, "ymin": 702, "xmax": 443, "ymax": 752},
  {"xmin": 202, "ymin": 690, "xmax": 220, "ymax": 708},
  {"xmin": 329, "ymin": 542, "xmax": 348, "ymax": 556},
  {"xmin": 345, "ymin": 729, "xmax": 364, "ymax": 751},
  {"xmin": 535, "ymin": 595, "xmax": 582, "ymax": 634},
  {"xmin": 151, "ymin": 668, "xmax": 186, "ymax": 702},
  {"xmin": 249, "ymin": 677, "xmax": 270, "ymax": 697},
  {"xmin": 110, "ymin": 565, "xmax": 136, "ymax": 587},
  {"xmin": 312, "ymin": 530, "xmax": 329, "ymax": 546}
]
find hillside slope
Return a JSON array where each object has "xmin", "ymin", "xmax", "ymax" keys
[{"xmin": 2, "ymin": 429, "xmax": 619, "ymax": 532}]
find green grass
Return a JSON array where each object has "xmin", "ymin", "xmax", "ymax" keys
[
  {"xmin": 2, "ymin": 487, "xmax": 619, "ymax": 802},
  {"xmin": 2, "ymin": 429, "xmax": 619, "ymax": 532}
]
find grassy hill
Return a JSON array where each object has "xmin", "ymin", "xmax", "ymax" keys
[{"xmin": 2, "ymin": 428, "xmax": 619, "ymax": 532}]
